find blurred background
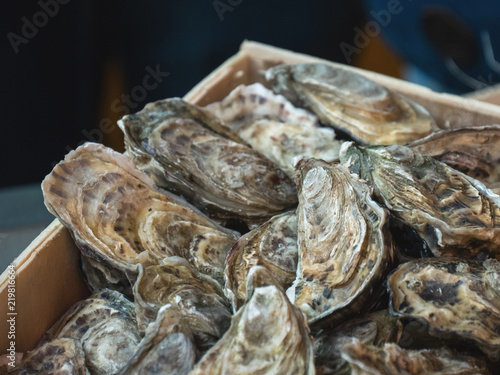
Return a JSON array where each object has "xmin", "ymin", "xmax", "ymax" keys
[{"xmin": 1, "ymin": 0, "xmax": 500, "ymax": 270}]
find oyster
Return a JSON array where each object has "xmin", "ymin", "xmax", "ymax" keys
[
  {"xmin": 225, "ymin": 211, "xmax": 298, "ymax": 311},
  {"xmin": 7, "ymin": 338, "xmax": 88, "ymax": 375},
  {"xmin": 42, "ymin": 143, "xmax": 239, "ymax": 287},
  {"xmin": 408, "ymin": 125, "xmax": 500, "ymax": 194},
  {"xmin": 189, "ymin": 266, "xmax": 315, "ymax": 375},
  {"xmin": 44, "ymin": 289, "xmax": 140, "ymax": 375},
  {"xmin": 314, "ymin": 310, "xmax": 402, "ymax": 375},
  {"xmin": 266, "ymin": 63, "xmax": 436, "ymax": 145},
  {"xmin": 203, "ymin": 83, "xmax": 319, "ymax": 132},
  {"xmin": 389, "ymin": 257, "xmax": 500, "ymax": 359},
  {"xmin": 119, "ymin": 305, "xmax": 197, "ymax": 375},
  {"xmin": 133, "ymin": 258, "xmax": 231, "ymax": 350},
  {"xmin": 118, "ymin": 98, "xmax": 297, "ymax": 226},
  {"xmin": 289, "ymin": 157, "xmax": 393, "ymax": 325},
  {"xmin": 340, "ymin": 143, "xmax": 500, "ymax": 259},
  {"xmin": 342, "ymin": 339, "xmax": 491, "ymax": 375}
]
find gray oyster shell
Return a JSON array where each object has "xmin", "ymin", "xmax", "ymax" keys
[
  {"xmin": 341, "ymin": 339, "xmax": 491, "ymax": 375},
  {"xmin": 289, "ymin": 157, "xmax": 393, "ymax": 326},
  {"xmin": 118, "ymin": 98, "xmax": 297, "ymax": 226},
  {"xmin": 133, "ymin": 257, "xmax": 231, "ymax": 351},
  {"xmin": 189, "ymin": 266, "xmax": 315, "ymax": 375},
  {"xmin": 224, "ymin": 210, "xmax": 298, "ymax": 311},
  {"xmin": 42, "ymin": 143, "xmax": 239, "ymax": 288},
  {"xmin": 389, "ymin": 257, "xmax": 500, "ymax": 359},
  {"xmin": 340, "ymin": 143, "xmax": 500, "ymax": 259},
  {"xmin": 266, "ymin": 63, "xmax": 436, "ymax": 145},
  {"xmin": 7, "ymin": 338, "xmax": 89, "ymax": 375}
]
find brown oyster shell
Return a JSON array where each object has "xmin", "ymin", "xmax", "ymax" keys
[
  {"xmin": 118, "ymin": 98, "xmax": 297, "ymax": 226},
  {"xmin": 266, "ymin": 63, "xmax": 435, "ymax": 145},
  {"xmin": 189, "ymin": 266, "xmax": 315, "ymax": 375},
  {"xmin": 389, "ymin": 257, "xmax": 500, "ymax": 359},
  {"xmin": 224, "ymin": 210, "xmax": 298, "ymax": 311},
  {"xmin": 290, "ymin": 157, "xmax": 393, "ymax": 326},
  {"xmin": 340, "ymin": 143, "xmax": 500, "ymax": 259},
  {"xmin": 42, "ymin": 143, "xmax": 239, "ymax": 287}
]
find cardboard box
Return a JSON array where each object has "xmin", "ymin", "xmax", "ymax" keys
[{"xmin": 3, "ymin": 41, "xmax": 500, "ymax": 354}]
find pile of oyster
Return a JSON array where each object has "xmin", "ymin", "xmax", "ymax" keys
[{"xmin": 10, "ymin": 63, "xmax": 500, "ymax": 374}]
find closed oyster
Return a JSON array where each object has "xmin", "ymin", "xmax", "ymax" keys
[
  {"xmin": 225, "ymin": 211, "xmax": 298, "ymax": 311},
  {"xmin": 189, "ymin": 266, "xmax": 315, "ymax": 375},
  {"xmin": 42, "ymin": 143, "xmax": 239, "ymax": 287},
  {"xmin": 340, "ymin": 143, "xmax": 500, "ymax": 259},
  {"xmin": 290, "ymin": 157, "xmax": 393, "ymax": 326},
  {"xmin": 133, "ymin": 258, "xmax": 231, "ymax": 351},
  {"xmin": 314, "ymin": 310, "xmax": 402, "ymax": 375},
  {"xmin": 408, "ymin": 125, "xmax": 500, "ymax": 194},
  {"xmin": 118, "ymin": 98, "xmax": 297, "ymax": 226},
  {"xmin": 44, "ymin": 289, "xmax": 140, "ymax": 375},
  {"xmin": 7, "ymin": 338, "xmax": 88, "ymax": 375},
  {"xmin": 266, "ymin": 63, "xmax": 435, "ymax": 145},
  {"xmin": 341, "ymin": 339, "xmax": 491, "ymax": 375},
  {"xmin": 203, "ymin": 83, "xmax": 319, "ymax": 132},
  {"xmin": 119, "ymin": 305, "xmax": 197, "ymax": 375},
  {"xmin": 389, "ymin": 257, "xmax": 500, "ymax": 359}
]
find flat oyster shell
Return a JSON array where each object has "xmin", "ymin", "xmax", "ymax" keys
[
  {"xmin": 42, "ymin": 143, "xmax": 239, "ymax": 286},
  {"xmin": 7, "ymin": 338, "xmax": 89, "ymax": 375},
  {"xmin": 341, "ymin": 339, "xmax": 491, "ymax": 375},
  {"xmin": 340, "ymin": 143, "xmax": 500, "ymax": 259},
  {"xmin": 225, "ymin": 211, "xmax": 298, "ymax": 311},
  {"xmin": 290, "ymin": 157, "xmax": 393, "ymax": 326},
  {"xmin": 389, "ymin": 257, "xmax": 500, "ymax": 359},
  {"xmin": 408, "ymin": 125, "xmax": 500, "ymax": 194},
  {"xmin": 204, "ymin": 83, "xmax": 319, "ymax": 132},
  {"xmin": 119, "ymin": 305, "xmax": 197, "ymax": 375},
  {"xmin": 44, "ymin": 289, "xmax": 140, "ymax": 375},
  {"xmin": 133, "ymin": 257, "xmax": 231, "ymax": 351},
  {"xmin": 189, "ymin": 266, "xmax": 315, "ymax": 375},
  {"xmin": 119, "ymin": 98, "xmax": 297, "ymax": 226},
  {"xmin": 266, "ymin": 63, "xmax": 435, "ymax": 145}
]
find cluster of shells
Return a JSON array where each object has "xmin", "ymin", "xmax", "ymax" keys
[{"xmin": 9, "ymin": 63, "xmax": 500, "ymax": 374}]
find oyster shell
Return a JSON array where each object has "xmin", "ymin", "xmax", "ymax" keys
[
  {"xmin": 7, "ymin": 338, "xmax": 88, "ymax": 375},
  {"xmin": 225, "ymin": 211, "xmax": 298, "ymax": 311},
  {"xmin": 118, "ymin": 98, "xmax": 297, "ymax": 226},
  {"xmin": 341, "ymin": 339, "xmax": 491, "ymax": 375},
  {"xmin": 389, "ymin": 257, "xmax": 500, "ymax": 359},
  {"xmin": 340, "ymin": 143, "xmax": 500, "ymax": 259},
  {"xmin": 133, "ymin": 258, "xmax": 231, "ymax": 351},
  {"xmin": 189, "ymin": 266, "xmax": 315, "ymax": 375},
  {"xmin": 119, "ymin": 305, "xmax": 197, "ymax": 375},
  {"xmin": 314, "ymin": 310, "xmax": 402, "ymax": 375},
  {"xmin": 203, "ymin": 83, "xmax": 319, "ymax": 132},
  {"xmin": 42, "ymin": 143, "xmax": 239, "ymax": 287},
  {"xmin": 266, "ymin": 63, "xmax": 436, "ymax": 145},
  {"xmin": 44, "ymin": 289, "xmax": 140, "ymax": 375},
  {"xmin": 408, "ymin": 125, "xmax": 500, "ymax": 194},
  {"xmin": 289, "ymin": 157, "xmax": 393, "ymax": 326}
]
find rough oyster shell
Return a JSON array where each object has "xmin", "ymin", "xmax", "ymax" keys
[
  {"xmin": 408, "ymin": 125, "xmax": 500, "ymax": 194},
  {"xmin": 133, "ymin": 257, "xmax": 231, "ymax": 351},
  {"xmin": 266, "ymin": 63, "xmax": 436, "ymax": 145},
  {"xmin": 118, "ymin": 98, "xmax": 297, "ymax": 226},
  {"xmin": 119, "ymin": 305, "xmax": 197, "ymax": 375},
  {"xmin": 340, "ymin": 143, "xmax": 500, "ymax": 259},
  {"xmin": 44, "ymin": 289, "xmax": 140, "ymax": 375},
  {"xmin": 289, "ymin": 157, "xmax": 393, "ymax": 326},
  {"xmin": 341, "ymin": 339, "xmax": 491, "ymax": 375},
  {"xmin": 7, "ymin": 338, "xmax": 89, "ymax": 375},
  {"xmin": 389, "ymin": 257, "xmax": 500, "ymax": 359},
  {"xmin": 189, "ymin": 266, "xmax": 315, "ymax": 375},
  {"xmin": 42, "ymin": 143, "xmax": 239, "ymax": 287},
  {"xmin": 225, "ymin": 210, "xmax": 298, "ymax": 311}
]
